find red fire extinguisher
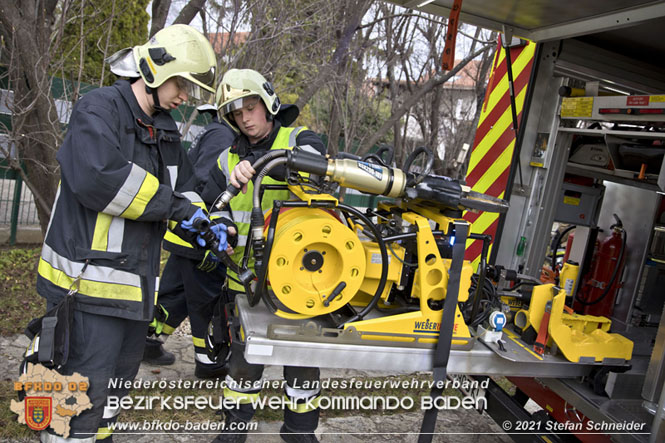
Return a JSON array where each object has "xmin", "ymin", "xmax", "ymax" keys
[
  {"xmin": 575, "ymin": 214, "xmax": 627, "ymax": 317},
  {"xmin": 562, "ymin": 231, "xmax": 574, "ymax": 264}
]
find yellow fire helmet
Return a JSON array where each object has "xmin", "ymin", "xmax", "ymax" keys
[
  {"xmin": 107, "ymin": 24, "xmax": 216, "ymax": 101},
  {"xmin": 217, "ymin": 69, "xmax": 281, "ymax": 122}
]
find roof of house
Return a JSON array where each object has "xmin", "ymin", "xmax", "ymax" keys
[
  {"xmin": 208, "ymin": 32, "xmax": 249, "ymax": 53},
  {"xmin": 368, "ymin": 59, "xmax": 487, "ymax": 92}
]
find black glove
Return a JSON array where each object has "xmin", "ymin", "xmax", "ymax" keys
[{"xmin": 197, "ymin": 250, "xmax": 219, "ymax": 272}]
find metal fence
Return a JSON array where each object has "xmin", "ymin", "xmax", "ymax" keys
[{"xmin": 0, "ymin": 175, "xmax": 40, "ymax": 243}]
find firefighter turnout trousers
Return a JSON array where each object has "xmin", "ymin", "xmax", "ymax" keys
[
  {"xmin": 156, "ymin": 254, "xmax": 226, "ymax": 364},
  {"xmin": 223, "ymin": 332, "xmax": 321, "ymax": 432},
  {"xmin": 41, "ymin": 304, "xmax": 148, "ymax": 441}
]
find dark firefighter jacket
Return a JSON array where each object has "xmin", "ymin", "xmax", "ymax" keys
[
  {"xmin": 162, "ymin": 117, "xmax": 236, "ymax": 260},
  {"xmin": 36, "ymin": 79, "xmax": 201, "ymax": 321}
]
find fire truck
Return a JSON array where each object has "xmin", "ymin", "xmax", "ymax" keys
[
  {"xmin": 207, "ymin": 1, "xmax": 665, "ymax": 441},
  {"xmin": 381, "ymin": 2, "xmax": 665, "ymax": 441}
]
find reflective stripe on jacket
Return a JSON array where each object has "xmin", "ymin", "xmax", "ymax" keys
[{"xmin": 162, "ymin": 192, "xmax": 206, "ymax": 256}]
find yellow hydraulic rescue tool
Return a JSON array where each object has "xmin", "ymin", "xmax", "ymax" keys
[
  {"xmin": 201, "ymin": 146, "xmax": 632, "ymax": 364},
  {"xmin": 514, "ymin": 284, "xmax": 633, "ymax": 362},
  {"xmin": 208, "ymin": 146, "xmax": 505, "ymax": 351}
]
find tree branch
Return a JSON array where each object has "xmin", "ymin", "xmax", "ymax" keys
[
  {"xmin": 150, "ymin": 0, "xmax": 172, "ymax": 37},
  {"xmin": 174, "ymin": 0, "xmax": 207, "ymax": 26},
  {"xmin": 359, "ymin": 44, "xmax": 492, "ymax": 154},
  {"xmin": 294, "ymin": 0, "xmax": 372, "ymax": 110}
]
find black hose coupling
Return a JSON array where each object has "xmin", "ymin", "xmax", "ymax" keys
[
  {"xmin": 191, "ymin": 218, "xmax": 218, "ymax": 249},
  {"xmin": 287, "ymin": 148, "xmax": 329, "ymax": 176},
  {"xmin": 250, "ymin": 207, "xmax": 266, "ymax": 266}
]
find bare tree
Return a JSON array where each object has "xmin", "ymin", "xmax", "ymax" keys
[
  {"xmin": 0, "ymin": 0, "xmax": 68, "ymax": 232},
  {"xmin": 0, "ymin": 0, "xmax": 500, "ymax": 234},
  {"xmin": 0, "ymin": 0, "xmax": 208, "ymax": 233},
  {"xmin": 198, "ymin": 0, "xmax": 376, "ymax": 155},
  {"xmin": 363, "ymin": 47, "xmax": 490, "ymax": 143},
  {"xmin": 151, "ymin": 0, "xmax": 174, "ymax": 37},
  {"xmin": 174, "ymin": 0, "xmax": 208, "ymax": 26},
  {"xmin": 357, "ymin": 8, "xmax": 495, "ymax": 179}
]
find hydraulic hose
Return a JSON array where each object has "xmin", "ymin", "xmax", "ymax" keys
[
  {"xmin": 337, "ymin": 202, "xmax": 389, "ymax": 326},
  {"xmin": 253, "ymin": 157, "xmax": 288, "ymax": 209},
  {"xmin": 244, "ymin": 157, "xmax": 290, "ymax": 307},
  {"xmin": 550, "ymin": 225, "xmax": 576, "ymax": 269},
  {"xmin": 375, "ymin": 144, "xmax": 395, "ymax": 165},
  {"xmin": 403, "ymin": 146, "xmax": 434, "ymax": 186},
  {"xmin": 362, "ymin": 144, "xmax": 394, "ymax": 167},
  {"xmin": 469, "ymin": 235, "xmax": 492, "ymax": 326},
  {"xmin": 214, "ymin": 149, "xmax": 289, "ymax": 211}
]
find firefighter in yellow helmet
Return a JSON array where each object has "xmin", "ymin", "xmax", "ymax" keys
[
  {"xmin": 202, "ymin": 69, "xmax": 326, "ymax": 443},
  {"xmin": 146, "ymin": 77, "xmax": 301, "ymax": 377},
  {"xmin": 30, "ymin": 25, "xmax": 226, "ymax": 443}
]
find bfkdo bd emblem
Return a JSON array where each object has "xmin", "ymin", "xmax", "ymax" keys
[{"xmin": 25, "ymin": 397, "xmax": 52, "ymax": 431}]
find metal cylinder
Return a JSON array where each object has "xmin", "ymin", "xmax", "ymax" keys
[
  {"xmin": 327, "ymin": 159, "xmax": 407, "ymax": 198},
  {"xmin": 559, "ymin": 260, "xmax": 580, "ymax": 297}
]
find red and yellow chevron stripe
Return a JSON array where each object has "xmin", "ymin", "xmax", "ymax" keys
[{"xmin": 463, "ymin": 39, "xmax": 536, "ymax": 267}]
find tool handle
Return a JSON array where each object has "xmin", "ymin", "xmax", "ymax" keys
[{"xmin": 534, "ymin": 301, "xmax": 552, "ymax": 356}]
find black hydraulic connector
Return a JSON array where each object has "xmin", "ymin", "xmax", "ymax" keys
[
  {"xmin": 323, "ymin": 282, "xmax": 347, "ymax": 307},
  {"xmin": 287, "ymin": 148, "xmax": 330, "ymax": 176}
]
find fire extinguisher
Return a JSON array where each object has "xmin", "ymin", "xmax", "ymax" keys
[
  {"xmin": 575, "ymin": 214, "xmax": 627, "ymax": 317},
  {"xmin": 562, "ymin": 231, "xmax": 575, "ymax": 264}
]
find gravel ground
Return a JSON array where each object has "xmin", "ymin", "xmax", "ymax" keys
[{"xmin": 1, "ymin": 332, "xmax": 512, "ymax": 443}]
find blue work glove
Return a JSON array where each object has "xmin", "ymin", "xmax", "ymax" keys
[
  {"xmin": 180, "ymin": 207, "xmax": 208, "ymax": 232},
  {"xmin": 207, "ymin": 223, "xmax": 228, "ymax": 252},
  {"xmin": 197, "ymin": 250, "xmax": 219, "ymax": 272}
]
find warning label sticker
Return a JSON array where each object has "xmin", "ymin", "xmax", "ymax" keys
[{"xmin": 560, "ymin": 97, "xmax": 593, "ymax": 118}]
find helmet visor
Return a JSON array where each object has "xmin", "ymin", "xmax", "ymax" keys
[
  {"xmin": 221, "ymin": 95, "xmax": 261, "ymax": 116},
  {"xmin": 190, "ymin": 67, "xmax": 216, "ymax": 90},
  {"xmin": 176, "ymin": 76, "xmax": 213, "ymax": 103}
]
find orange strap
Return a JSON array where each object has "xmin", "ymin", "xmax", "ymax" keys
[
  {"xmin": 441, "ymin": 0, "xmax": 463, "ymax": 71},
  {"xmin": 534, "ymin": 301, "xmax": 552, "ymax": 356}
]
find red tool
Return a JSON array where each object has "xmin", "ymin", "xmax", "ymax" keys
[{"xmin": 534, "ymin": 301, "xmax": 552, "ymax": 356}]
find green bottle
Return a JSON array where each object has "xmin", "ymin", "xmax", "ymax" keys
[{"xmin": 516, "ymin": 236, "xmax": 527, "ymax": 256}]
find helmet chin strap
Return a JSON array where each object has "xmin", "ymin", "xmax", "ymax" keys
[{"xmin": 145, "ymin": 85, "xmax": 168, "ymax": 113}]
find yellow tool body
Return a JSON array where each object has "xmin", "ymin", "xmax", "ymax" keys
[
  {"xmin": 264, "ymin": 189, "xmax": 474, "ymax": 345},
  {"xmin": 549, "ymin": 289, "xmax": 634, "ymax": 362},
  {"xmin": 267, "ymin": 206, "xmax": 366, "ymax": 317},
  {"xmin": 514, "ymin": 284, "xmax": 554, "ymax": 334},
  {"xmin": 342, "ymin": 208, "xmax": 473, "ymax": 346},
  {"xmin": 216, "ymin": 147, "xmax": 635, "ymax": 372},
  {"xmin": 559, "ymin": 261, "xmax": 580, "ymax": 297},
  {"xmin": 514, "ymin": 284, "xmax": 633, "ymax": 362},
  {"xmin": 354, "ymin": 241, "xmax": 406, "ymax": 302}
]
